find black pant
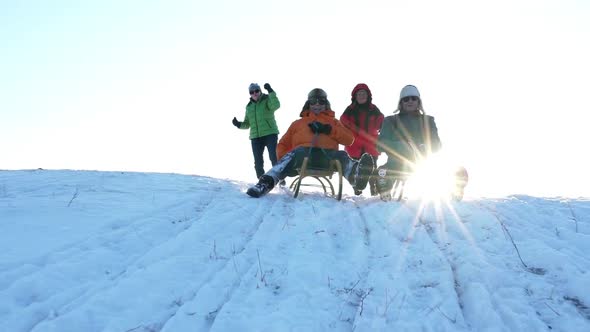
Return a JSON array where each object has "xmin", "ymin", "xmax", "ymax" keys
[
  {"xmin": 377, "ymin": 159, "xmax": 411, "ymax": 180},
  {"xmin": 251, "ymin": 134, "xmax": 278, "ymax": 179},
  {"xmin": 265, "ymin": 147, "xmax": 356, "ymax": 185}
]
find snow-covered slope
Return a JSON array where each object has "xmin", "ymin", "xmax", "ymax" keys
[{"xmin": 1, "ymin": 170, "xmax": 589, "ymax": 332}]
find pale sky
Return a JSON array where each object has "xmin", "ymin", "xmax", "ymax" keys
[{"xmin": 1, "ymin": 0, "xmax": 589, "ymax": 197}]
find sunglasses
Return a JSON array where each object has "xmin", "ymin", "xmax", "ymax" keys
[
  {"xmin": 401, "ymin": 96, "xmax": 419, "ymax": 102},
  {"xmin": 309, "ymin": 98, "xmax": 328, "ymax": 105},
  {"xmin": 249, "ymin": 89, "xmax": 260, "ymax": 95}
]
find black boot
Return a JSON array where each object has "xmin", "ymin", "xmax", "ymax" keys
[
  {"xmin": 353, "ymin": 153, "xmax": 375, "ymax": 192},
  {"xmin": 247, "ymin": 175, "xmax": 275, "ymax": 198}
]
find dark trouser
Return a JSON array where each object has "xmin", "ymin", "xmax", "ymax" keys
[
  {"xmin": 251, "ymin": 134, "xmax": 278, "ymax": 179},
  {"xmin": 368, "ymin": 155, "xmax": 379, "ymax": 195},
  {"xmin": 264, "ymin": 147, "xmax": 356, "ymax": 186},
  {"xmin": 377, "ymin": 159, "xmax": 412, "ymax": 180}
]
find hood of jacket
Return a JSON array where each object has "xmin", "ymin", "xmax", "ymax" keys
[{"xmin": 351, "ymin": 83, "xmax": 372, "ymax": 103}]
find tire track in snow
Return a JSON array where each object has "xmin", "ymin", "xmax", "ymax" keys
[
  {"xmin": 1, "ymin": 189, "xmax": 215, "ymax": 290},
  {"xmin": 3, "ymin": 184, "xmax": 227, "ymax": 332},
  {"xmin": 20, "ymin": 189, "xmax": 224, "ymax": 332},
  {"xmin": 476, "ymin": 198, "xmax": 590, "ymax": 330},
  {"xmin": 93, "ymin": 188, "xmax": 281, "ymax": 332},
  {"xmin": 159, "ymin": 195, "xmax": 291, "ymax": 332},
  {"xmin": 404, "ymin": 202, "xmax": 468, "ymax": 328},
  {"xmin": 188, "ymin": 194, "xmax": 376, "ymax": 331},
  {"xmin": 195, "ymin": 199, "xmax": 285, "ymax": 331},
  {"xmin": 414, "ymin": 201, "xmax": 552, "ymax": 330},
  {"xmin": 349, "ymin": 199, "xmax": 458, "ymax": 330},
  {"xmin": 26, "ymin": 185, "xmax": 287, "ymax": 332},
  {"xmin": 337, "ymin": 199, "xmax": 384, "ymax": 330}
]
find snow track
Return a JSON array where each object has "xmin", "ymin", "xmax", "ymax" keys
[{"xmin": 1, "ymin": 170, "xmax": 589, "ymax": 332}]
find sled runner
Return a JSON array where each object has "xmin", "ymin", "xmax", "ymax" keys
[
  {"xmin": 290, "ymin": 156, "xmax": 343, "ymax": 201},
  {"xmin": 377, "ymin": 174, "xmax": 407, "ymax": 202},
  {"xmin": 390, "ymin": 178, "xmax": 407, "ymax": 201}
]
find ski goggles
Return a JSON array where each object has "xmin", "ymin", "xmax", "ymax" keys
[
  {"xmin": 401, "ymin": 96, "xmax": 419, "ymax": 102},
  {"xmin": 308, "ymin": 97, "xmax": 328, "ymax": 105},
  {"xmin": 249, "ymin": 89, "xmax": 261, "ymax": 95}
]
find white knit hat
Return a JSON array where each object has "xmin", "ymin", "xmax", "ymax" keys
[{"xmin": 399, "ymin": 85, "xmax": 420, "ymax": 100}]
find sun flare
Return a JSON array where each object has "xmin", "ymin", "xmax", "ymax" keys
[{"xmin": 403, "ymin": 153, "xmax": 460, "ymax": 202}]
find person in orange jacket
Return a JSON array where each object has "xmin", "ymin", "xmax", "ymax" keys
[{"xmin": 247, "ymin": 88, "xmax": 375, "ymax": 198}]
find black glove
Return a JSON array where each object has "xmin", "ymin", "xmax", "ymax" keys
[
  {"xmin": 308, "ymin": 121, "xmax": 332, "ymax": 135},
  {"xmin": 320, "ymin": 123, "xmax": 332, "ymax": 134},
  {"xmin": 263, "ymin": 83, "xmax": 273, "ymax": 93},
  {"xmin": 232, "ymin": 117, "xmax": 242, "ymax": 128}
]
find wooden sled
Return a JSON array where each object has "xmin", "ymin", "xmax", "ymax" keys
[{"xmin": 290, "ymin": 156, "xmax": 343, "ymax": 201}]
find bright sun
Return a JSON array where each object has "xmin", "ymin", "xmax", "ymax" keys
[{"xmin": 403, "ymin": 153, "xmax": 461, "ymax": 201}]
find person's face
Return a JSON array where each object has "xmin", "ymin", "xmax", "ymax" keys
[
  {"xmin": 401, "ymin": 96, "xmax": 420, "ymax": 112},
  {"xmin": 355, "ymin": 90, "xmax": 369, "ymax": 104},
  {"xmin": 249, "ymin": 89, "xmax": 261, "ymax": 101},
  {"xmin": 309, "ymin": 97, "xmax": 327, "ymax": 114}
]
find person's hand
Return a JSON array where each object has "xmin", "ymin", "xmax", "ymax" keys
[
  {"xmin": 263, "ymin": 83, "xmax": 273, "ymax": 93},
  {"xmin": 232, "ymin": 117, "xmax": 242, "ymax": 128},
  {"xmin": 308, "ymin": 121, "xmax": 332, "ymax": 134},
  {"xmin": 308, "ymin": 121, "xmax": 320, "ymax": 134},
  {"xmin": 320, "ymin": 123, "xmax": 332, "ymax": 134}
]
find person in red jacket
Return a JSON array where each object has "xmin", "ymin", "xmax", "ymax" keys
[
  {"xmin": 247, "ymin": 88, "xmax": 375, "ymax": 198},
  {"xmin": 340, "ymin": 83, "xmax": 384, "ymax": 196}
]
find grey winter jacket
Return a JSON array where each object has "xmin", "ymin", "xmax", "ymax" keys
[{"xmin": 378, "ymin": 112, "xmax": 441, "ymax": 168}]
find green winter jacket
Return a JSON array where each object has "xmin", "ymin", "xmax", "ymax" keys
[
  {"xmin": 378, "ymin": 112, "xmax": 441, "ymax": 170},
  {"xmin": 239, "ymin": 91, "xmax": 281, "ymax": 139}
]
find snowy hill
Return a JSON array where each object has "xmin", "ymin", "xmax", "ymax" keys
[{"xmin": 1, "ymin": 169, "xmax": 589, "ymax": 332}]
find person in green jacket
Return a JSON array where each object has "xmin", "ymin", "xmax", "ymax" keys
[
  {"xmin": 233, "ymin": 83, "xmax": 281, "ymax": 180},
  {"xmin": 376, "ymin": 84, "xmax": 468, "ymax": 200}
]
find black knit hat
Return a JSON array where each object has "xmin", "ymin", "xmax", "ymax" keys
[
  {"xmin": 301, "ymin": 88, "xmax": 331, "ymax": 116},
  {"xmin": 307, "ymin": 88, "xmax": 327, "ymax": 100}
]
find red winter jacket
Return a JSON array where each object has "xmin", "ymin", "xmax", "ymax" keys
[{"xmin": 340, "ymin": 84, "xmax": 384, "ymax": 159}]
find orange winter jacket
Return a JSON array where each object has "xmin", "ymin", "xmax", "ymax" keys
[{"xmin": 277, "ymin": 109, "xmax": 355, "ymax": 160}]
